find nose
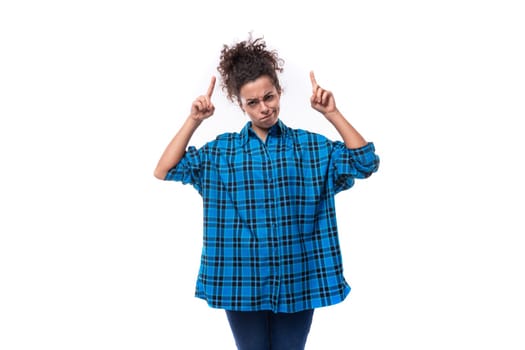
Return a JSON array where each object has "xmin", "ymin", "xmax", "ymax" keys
[{"xmin": 259, "ymin": 100, "xmax": 269, "ymax": 113}]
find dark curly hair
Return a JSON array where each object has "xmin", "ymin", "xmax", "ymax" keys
[{"xmin": 217, "ymin": 35, "xmax": 284, "ymax": 106}]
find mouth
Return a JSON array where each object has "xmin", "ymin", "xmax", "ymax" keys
[{"xmin": 260, "ymin": 112, "xmax": 274, "ymax": 121}]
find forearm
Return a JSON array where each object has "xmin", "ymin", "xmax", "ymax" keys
[
  {"xmin": 324, "ymin": 109, "xmax": 367, "ymax": 149},
  {"xmin": 153, "ymin": 116, "xmax": 202, "ymax": 180}
]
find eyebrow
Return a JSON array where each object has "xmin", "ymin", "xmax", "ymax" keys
[{"xmin": 245, "ymin": 91, "xmax": 274, "ymax": 102}]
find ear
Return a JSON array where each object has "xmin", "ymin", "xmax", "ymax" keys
[{"xmin": 237, "ymin": 99, "xmax": 245, "ymax": 113}]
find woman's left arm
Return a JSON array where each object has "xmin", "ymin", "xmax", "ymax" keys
[{"xmin": 309, "ymin": 71, "xmax": 367, "ymax": 149}]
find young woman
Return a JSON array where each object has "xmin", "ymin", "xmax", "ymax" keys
[{"xmin": 154, "ymin": 35, "xmax": 379, "ymax": 350}]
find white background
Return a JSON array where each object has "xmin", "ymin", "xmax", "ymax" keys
[{"xmin": 1, "ymin": 0, "xmax": 524, "ymax": 349}]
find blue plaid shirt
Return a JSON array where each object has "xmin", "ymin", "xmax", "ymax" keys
[{"xmin": 165, "ymin": 120, "xmax": 379, "ymax": 313}]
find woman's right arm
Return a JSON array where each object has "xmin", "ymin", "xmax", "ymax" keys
[{"xmin": 153, "ymin": 76, "xmax": 216, "ymax": 180}]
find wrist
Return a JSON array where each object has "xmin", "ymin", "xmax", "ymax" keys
[
  {"xmin": 187, "ymin": 114, "xmax": 203, "ymax": 123},
  {"xmin": 186, "ymin": 115, "xmax": 204, "ymax": 129},
  {"xmin": 323, "ymin": 109, "xmax": 342, "ymax": 122}
]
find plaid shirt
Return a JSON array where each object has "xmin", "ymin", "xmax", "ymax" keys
[{"xmin": 165, "ymin": 120, "xmax": 379, "ymax": 313}]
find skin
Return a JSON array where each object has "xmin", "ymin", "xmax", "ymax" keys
[
  {"xmin": 238, "ymin": 75, "xmax": 280, "ymax": 141},
  {"xmin": 153, "ymin": 71, "xmax": 367, "ymax": 180}
]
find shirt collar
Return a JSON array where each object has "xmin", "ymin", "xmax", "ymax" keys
[{"xmin": 240, "ymin": 119, "xmax": 288, "ymax": 147}]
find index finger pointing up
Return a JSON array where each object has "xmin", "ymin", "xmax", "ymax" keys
[
  {"xmin": 309, "ymin": 70, "xmax": 318, "ymax": 90},
  {"xmin": 206, "ymin": 76, "xmax": 216, "ymax": 98}
]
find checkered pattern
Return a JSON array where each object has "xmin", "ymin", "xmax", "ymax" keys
[{"xmin": 165, "ymin": 120, "xmax": 379, "ymax": 312}]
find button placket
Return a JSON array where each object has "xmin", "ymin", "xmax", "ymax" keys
[{"xmin": 262, "ymin": 138, "xmax": 282, "ymax": 305}]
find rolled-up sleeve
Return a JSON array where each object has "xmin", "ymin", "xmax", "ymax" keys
[
  {"xmin": 332, "ymin": 142, "xmax": 380, "ymax": 193},
  {"xmin": 164, "ymin": 146, "xmax": 203, "ymax": 193}
]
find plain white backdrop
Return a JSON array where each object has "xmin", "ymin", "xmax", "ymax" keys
[{"xmin": 1, "ymin": 0, "xmax": 524, "ymax": 349}]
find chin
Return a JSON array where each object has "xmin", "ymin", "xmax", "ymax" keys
[{"xmin": 263, "ymin": 117, "xmax": 278, "ymax": 128}]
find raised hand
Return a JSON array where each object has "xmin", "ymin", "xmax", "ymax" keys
[
  {"xmin": 309, "ymin": 71, "xmax": 337, "ymax": 116},
  {"xmin": 190, "ymin": 76, "xmax": 216, "ymax": 121}
]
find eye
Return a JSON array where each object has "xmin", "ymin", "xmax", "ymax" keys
[
  {"xmin": 263, "ymin": 94, "xmax": 274, "ymax": 102},
  {"xmin": 247, "ymin": 100, "xmax": 257, "ymax": 106}
]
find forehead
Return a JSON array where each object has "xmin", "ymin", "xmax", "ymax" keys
[{"xmin": 239, "ymin": 76, "xmax": 276, "ymax": 99}]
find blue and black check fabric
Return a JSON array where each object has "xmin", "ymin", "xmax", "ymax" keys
[{"xmin": 165, "ymin": 120, "xmax": 379, "ymax": 312}]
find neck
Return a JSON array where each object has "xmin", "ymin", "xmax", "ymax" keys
[{"xmin": 251, "ymin": 124, "xmax": 268, "ymax": 142}]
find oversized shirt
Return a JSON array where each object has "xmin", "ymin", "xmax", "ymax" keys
[{"xmin": 165, "ymin": 120, "xmax": 379, "ymax": 313}]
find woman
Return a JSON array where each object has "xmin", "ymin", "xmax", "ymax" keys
[{"xmin": 154, "ymin": 35, "xmax": 379, "ymax": 350}]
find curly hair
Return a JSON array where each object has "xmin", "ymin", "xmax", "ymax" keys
[{"xmin": 217, "ymin": 35, "xmax": 284, "ymax": 105}]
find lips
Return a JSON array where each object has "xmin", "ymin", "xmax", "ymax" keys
[{"xmin": 260, "ymin": 112, "xmax": 274, "ymax": 121}]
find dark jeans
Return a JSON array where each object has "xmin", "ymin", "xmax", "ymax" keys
[{"xmin": 225, "ymin": 309, "xmax": 314, "ymax": 350}]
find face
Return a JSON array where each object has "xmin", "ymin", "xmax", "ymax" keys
[{"xmin": 239, "ymin": 75, "xmax": 280, "ymax": 137}]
